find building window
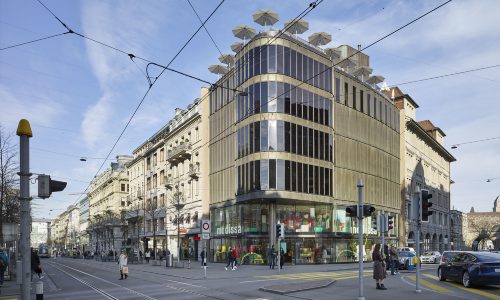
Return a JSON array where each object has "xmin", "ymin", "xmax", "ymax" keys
[
  {"xmin": 121, "ymin": 184, "xmax": 126, "ymax": 192},
  {"xmin": 360, "ymin": 90, "xmax": 364, "ymax": 113},
  {"xmin": 335, "ymin": 78, "xmax": 340, "ymax": 103},
  {"xmin": 344, "ymin": 82, "xmax": 349, "ymax": 105},
  {"xmin": 352, "ymin": 86, "xmax": 357, "ymax": 110}
]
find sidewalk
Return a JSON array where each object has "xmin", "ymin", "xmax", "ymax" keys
[
  {"xmin": 0, "ymin": 279, "xmax": 19, "ymax": 300},
  {"xmin": 63, "ymin": 257, "xmax": 372, "ymax": 280}
]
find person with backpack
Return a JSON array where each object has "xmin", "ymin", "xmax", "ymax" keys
[{"xmin": 0, "ymin": 249, "xmax": 8, "ymax": 286}]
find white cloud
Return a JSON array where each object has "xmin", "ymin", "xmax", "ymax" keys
[
  {"xmin": 81, "ymin": 92, "xmax": 112, "ymax": 148},
  {"xmin": 0, "ymin": 85, "xmax": 63, "ymax": 127}
]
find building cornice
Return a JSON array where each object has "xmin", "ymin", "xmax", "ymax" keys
[{"xmin": 406, "ymin": 118, "xmax": 456, "ymax": 162}]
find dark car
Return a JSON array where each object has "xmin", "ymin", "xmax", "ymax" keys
[{"xmin": 438, "ymin": 251, "xmax": 500, "ymax": 287}]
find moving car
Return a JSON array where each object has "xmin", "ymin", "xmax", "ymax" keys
[
  {"xmin": 421, "ymin": 251, "xmax": 442, "ymax": 264},
  {"xmin": 438, "ymin": 251, "xmax": 500, "ymax": 287},
  {"xmin": 398, "ymin": 251, "xmax": 417, "ymax": 269},
  {"xmin": 440, "ymin": 251, "xmax": 460, "ymax": 265}
]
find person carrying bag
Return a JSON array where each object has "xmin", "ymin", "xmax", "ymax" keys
[{"xmin": 118, "ymin": 250, "xmax": 128, "ymax": 280}]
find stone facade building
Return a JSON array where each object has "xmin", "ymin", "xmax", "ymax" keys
[
  {"xmin": 450, "ymin": 209, "xmax": 465, "ymax": 250},
  {"xmin": 389, "ymin": 87, "xmax": 456, "ymax": 252},
  {"xmin": 126, "ymin": 90, "xmax": 210, "ymax": 260},
  {"xmin": 31, "ymin": 218, "xmax": 52, "ymax": 248}
]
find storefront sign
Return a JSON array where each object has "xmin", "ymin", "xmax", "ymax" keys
[{"xmin": 215, "ymin": 225, "xmax": 242, "ymax": 235}]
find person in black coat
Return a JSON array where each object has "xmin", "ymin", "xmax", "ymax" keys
[{"xmin": 31, "ymin": 250, "xmax": 43, "ymax": 280}]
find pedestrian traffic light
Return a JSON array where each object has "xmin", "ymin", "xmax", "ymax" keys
[
  {"xmin": 421, "ymin": 189, "xmax": 433, "ymax": 222},
  {"xmin": 276, "ymin": 223, "xmax": 285, "ymax": 240},
  {"xmin": 363, "ymin": 205, "xmax": 375, "ymax": 217},
  {"xmin": 372, "ymin": 215, "xmax": 378, "ymax": 231},
  {"xmin": 38, "ymin": 174, "xmax": 67, "ymax": 199},
  {"xmin": 386, "ymin": 214, "xmax": 394, "ymax": 231},
  {"xmin": 346, "ymin": 205, "xmax": 358, "ymax": 218}
]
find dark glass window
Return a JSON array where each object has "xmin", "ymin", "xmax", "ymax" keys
[
  {"xmin": 249, "ymin": 122, "xmax": 254, "ymax": 154},
  {"xmin": 309, "ymin": 165, "xmax": 314, "ymax": 194},
  {"xmin": 260, "ymin": 120, "xmax": 268, "ymax": 151},
  {"xmin": 313, "ymin": 129, "xmax": 319, "ymax": 159},
  {"xmin": 291, "ymin": 49, "xmax": 296, "ymax": 78},
  {"xmin": 261, "ymin": 160, "xmax": 268, "ymax": 190},
  {"xmin": 379, "ymin": 100, "xmax": 382, "ymax": 121},
  {"xmin": 284, "ymin": 122, "xmax": 290, "ymax": 152},
  {"xmin": 254, "ymin": 46, "xmax": 260, "ymax": 75},
  {"xmin": 308, "ymin": 57, "xmax": 313, "ymax": 84},
  {"xmin": 325, "ymin": 167, "xmax": 329, "ymax": 196},
  {"xmin": 297, "ymin": 53, "xmax": 303, "ymax": 81},
  {"xmin": 374, "ymin": 97, "xmax": 377, "ymax": 119},
  {"xmin": 277, "ymin": 159, "xmax": 285, "ymax": 190},
  {"xmin": 261, "ymin": 82, "xmax": 268, "ymax": 112},
  {"xmin": 254, "ymin": 122, "xmax": 260, "ymax": 151},
  {"xmin": 291, "ymin": 86, "xmax": 296, "ymax": 116},
  {"xmin": 329, "ymin": 169, "xmax": 333, "ymax": 196},
  {"xmin": 250, "ymin": 161, "xmax": 254, "ymax": 191},
  {"xmin": 360, "ymin": 90, "xmax": 364, "ymax": 113},
  {"xmin": 245, "ymin": 50, "xmax": 249, "ymax": 81},
  {"xmin": 238, "ymin": 165, "xmax": 242, "ymax": 193},
  {"xmin": 297, "ymin": 88, "xmax": 303, "ymax": 118},
  {"xmin": 268, "ymin": 45, "xmax": 276, "ymax": 73},
  {"xmin": 277, "ymin": 120, "xmax": 284, "ymax": 151},
  {"xmin": 254, "ymin": 83, "xmax": 260, "ymax": 113},
  {"xmin": 308, "ymin": 128, "xmax": 314, "ymax": 157},
  {"xmin": 344, "ymin": 82, "xmax": 348, "ymax": 105},
  {"xmin": 284, "ymin": 47, "xmax": 290, "ymax": 76},
  {"xmin": 329, "ymin": 134, "xmax": 333, "ymax": 162},
  {"xmin": 277, "ymin": 82, "xmax": 284, "ymax": 113},
  {"xmin": 255, "ymin": 160, "xmax": 261, "ymax": 190},
  {"xmin": 329, "ymin": 100, "xmax": 333, "ymax": 127},
  {"xmin": 284, "ymin": 83, "xmax": 290, "ymax": 114},
  {"xmin": 297, "ymin": 163, "xmax": 303, "ymax": 192},
  {"xmin": 297, "ymin": 125, "xmax": 302, "ymax": 155},
  {"xmin": 367, "ymin": 94, "xmax": 371, "ymax": 116},
  {"xmin": 269, "ymin": 159, "xmax": 276, "ymax": 189},
  {"xmin": 319, "ymin": 167, "xmax": 324, "ymax": 195},
  {"xmin": 249, "ymin": 48, "xmax": 254, "ymax": 78},
  {"xmin": 314, "ymin": 93, "xmax": 319, "ymax": 123},
  {"xmin": 324, "ymin": 98, "xmax": 329, "ymax": 126},
  {"xmin": 319, "ymin": 131, "xmax": 324, "ymax": 160},
  {"xmin": 319, "ymin": 63, "xmax": 324, "ymax": 89},
  {"xmin": 291, "ymin": 161, "xmax": 296, "ymax": 192},
  {"xmin": 261, "ymin": 45, "xmax": 268, "ymax": 74},
  {"xmin": 314, "ymin": 60, "xmax": 319, "ymax": 87},
  {"xmin": 303, "ymin": 163, "xmax": 308, "ymax": 192},
  {"xmin": 291, "ymin": 123, "xmax": 296, "ymax": 154},
  {"xmin": 285, "ymin": 160, "xmax": 290, "ymax": 191},
  {"xmin": 318, "ymin": 96, "xmax": 324, "ymax": 125},
  {"xmin": 246, "ymin": 162, "xmax": 250, "ymax": 192},
  {"xmin": 303, "ymin": 126, "xmax": 308, "ymax": 156},
  {"xmin": 308, "ymin": 91, "xmax": 314, "ymax": 121},
  {"xmin": 335, "ymin": 78, "xmax": 340, "ymax": 103},
  {"xmin": 353, "ymin": 86, "xmax": 357, "ymax": 110},
  {"xmin": 277, "ymin": 45, "xmax": 284, "ymax": 74},
  {"xmin": 314, "ymin": 165, "xmax": 319, "ymax": 195}
]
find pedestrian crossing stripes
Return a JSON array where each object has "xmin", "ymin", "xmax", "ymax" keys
[{"xmin": 256, "ymin": 270, "xmax": 372, "ymax": 281}]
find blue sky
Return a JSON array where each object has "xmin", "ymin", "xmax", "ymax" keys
[{"xmin": 1, "ymin": 0, "xmax": 499, "ymax": 218}]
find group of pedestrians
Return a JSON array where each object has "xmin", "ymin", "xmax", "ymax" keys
[
  {"xmin": 224, "ymin": 247, "xmax": 238, "ymax": 271},
  {"xmin": 266, "ymin": 245, "xmax": 285, "ymax": 270}
]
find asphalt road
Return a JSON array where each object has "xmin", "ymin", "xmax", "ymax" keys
[{"xmin": 37, "ymin": 258, "xmax": 500, "ymax": 300}]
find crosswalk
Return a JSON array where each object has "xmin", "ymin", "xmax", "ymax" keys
[{"xmin": 256, "ymin": 270, "xmax": 372, "ymax": 281}]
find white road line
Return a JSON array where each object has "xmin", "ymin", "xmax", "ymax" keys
[
  {"xmin": 239, "ymin": 278, "xmax": 288, "ymax": 283},
  {"xmin": 166, "ymin": 279, "xmax": 203, "ymax": 287},
  {"xmin": 50, "ymin": 263, "xmax": 118, "ymax": 300},
  {"xmin": 51, "ymin": 261, "xmax": 158, "ymax": 300}
]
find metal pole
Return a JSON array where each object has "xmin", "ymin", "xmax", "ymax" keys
[
  {"xmin": 278, "ymin": 239, "xmax": 281, "ymax": 273},
  {"xmin": 357, "ymin": 178, "xmax": 365, "ymax": 300},
  {"xmin": 17, "ymin": 119, "xmax": 32, "ymax": 300},
  {"xmin": 414, "ymin": 186, "xmax": 422, "ymax": 293},
  {"xmin": 381, "ymin": 214, "xmax": 385, "ymax": 263}
]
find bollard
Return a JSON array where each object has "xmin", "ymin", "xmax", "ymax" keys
[
  {"xmin": 187, "ymin": 259, "xmax": 191, "ymax": 269},
  {"xmin": 36, "ymin": 281, "xmax": 43, "ymax": 300}
]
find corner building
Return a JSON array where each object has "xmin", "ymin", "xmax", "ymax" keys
[{"xmin": 209, "ymin": 30, "xmax": 400, "ymax": 264}]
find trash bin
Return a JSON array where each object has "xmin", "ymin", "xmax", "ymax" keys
[{"xmin": 166, "ymin": 254, "xmax": 173, "ymax": 267}]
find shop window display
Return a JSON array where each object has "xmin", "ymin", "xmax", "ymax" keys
[{"xmin": 277, "ymin": 204, "xmax": 332, "ymax": 233}]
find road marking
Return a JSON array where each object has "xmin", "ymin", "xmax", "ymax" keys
[
  {"xmin": 50, "ymin": 263, "xmax": 118, "ymax": 300},
  {"xmin": 441, "ymin": 281, "xmax": 500, "ymax": 300},
  {"xmin": 166, "ymin": 279, "xmax": 203, "ymax": 288},
  {"xmin": 50, "ymin": 262, "xmax": 158, "ymax": 300},
  {"xmin": 255, "ymin": 270, "xmax": 371, "ymax": 282},
  {"xmin": 407, "ymin": 275, "xmax": 451, "ymax": 293},
  {"xmin": 240, "ymin": 278, "xmax": 285, "ymax": 283}
]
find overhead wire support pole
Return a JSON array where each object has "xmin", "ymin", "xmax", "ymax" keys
[
  {"xmin": 414, "ymin": 186, "xmax": 422, "ymax": 293},
  {"xmin": 357, "ymin": 179, "xmax": 365, "ymax": 300}
]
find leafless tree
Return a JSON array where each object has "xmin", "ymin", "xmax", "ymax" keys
[
  {"xmin": 0, "ymin": 125, "xmax": 19, "ymax": 244},
  {"xmin": 167, "ymin": 186, "xmax": 188, "ymax": 262},
  {"xmin": 126, "ymin": 200, "xmax": 143, "ymax": 259},
  {"xmin": 145, "ymin": 191, "xmax": 162, "ymax": 260},
  {"xmin": 468, "ymin": 218, "xmax": 500, "ymax": 250}
]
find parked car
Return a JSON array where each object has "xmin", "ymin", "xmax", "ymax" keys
[
  {"xmin": 421, "ymin": 251, "xmax": 442, "ymax": 264},
  {"xmin": 440, "ymin": 251, "xmax": 461, "ymax": 265},
  {"xmin": 398, "ymin": 251, "xmax": 417, "ymax": 269},
  {"xmin": 438, "ymin": 251, "xmax": 500, "ymax": 287},
  {"xmin": 398, "ymin": 247, "xmax": 415, "ymax": 252}
]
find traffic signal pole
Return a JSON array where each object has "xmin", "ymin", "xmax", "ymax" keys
[
  {"xmin": 357, "ymin": 179, "xmax": 365, "ymax": 300},
  {"xmin": 414, "ymin": 186, "xmax": 422, "ymax": 293},
  {"xmin": 17, "ymin": 119, "xmax": 32, "ymax": 300}
]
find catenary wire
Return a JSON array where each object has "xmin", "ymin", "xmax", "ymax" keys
[
  {"xmin": 389, "ymin": 64, "xmax": 500, "ymax": 87},
  {"xmin": 0, "ymin": 32, "xmax": 69, "ymax": 51},
  {"xmin": 451, "ymin": 136, "xmax": 500, "ymax": 147},
  {"xmin": 187, "ymin": 0, "xmax": 223, "ymax": 56}
]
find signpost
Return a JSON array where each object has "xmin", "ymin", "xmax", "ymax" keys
[{"xmin": 201, "ymin": 220, "xmax": 210, "ymax": 278}]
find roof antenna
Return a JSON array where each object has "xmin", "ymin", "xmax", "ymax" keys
[{"xmin": 357, "ymin": 44, "xmax": 361, "ymax": 51}]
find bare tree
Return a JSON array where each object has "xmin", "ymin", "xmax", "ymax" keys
[
  {"xmin": 167, "ymin": 186, "xmax": 188, "ymax": 262},
  {"xmin": 0, "ymin": 125, "xmax": 19, "ymax": 244},
  {"xmin": 468, "ymin": 218, "xmax": 499, "ymax": 250},
  {"xmin": 145, "ymin": 192, "xmax": 162, "ymax": 260},
  {"xmin": 126, "ymin": 199, "xmax": 143, "ymax": 259}
]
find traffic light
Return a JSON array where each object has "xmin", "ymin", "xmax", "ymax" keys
[
  {"xmin": 421, "ymin": 189, "xmax": 433, "ymax": 222},
  {"xmin": 386, "ymin": 214, "xmax": 394, "ymax": 231},
  {"xmin": 363, "ymin": 205, "xmax": 375, "ymax": 217},
  {"xmin": 371, "ymin": 215, "xmax": 378, "ymax": 231},
  {"xmin": 38, "ymin": 174, "xmax": 67, "ymax": 199},
  {"xmin": 346, "ymin": 205, "xmax": 358, "ymax": 218},
  {"xmin": 276, "ymin": 223, "xmax": 285, "ymax": 240}
]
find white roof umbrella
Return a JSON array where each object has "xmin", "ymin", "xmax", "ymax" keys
[
  {"xmin": 337, "ymin": 57, "xmax": 357, "ymax": 70},
  {"xmin": 208, "ymin": 64, "xmax": 228, "ymax": 79},
  {"xmin": 352, "ymin": 66, "xmax": 373, "ymax": 81},
  {"xmin": 324, "ymin": 48, "xmax": 341, "ymax": 61},
  {"xmin": 253, "ymin": 9, "xmax": 279, "ymax": 31},
  {"xmin": 284, "ymin": 19, "xmax": 309, "ymax": 35},
  {"xmin": 308, "ymin": 32, "xmax": 332, "ymax": 46},
  {"xmin": 218, "ymin": 54, "xmax": 235, "ymax": 66},
  {"xmin": 231, "ymin": 42, "xmax": 243, "ymax": 53},
  {"xmin": 366, "ymin": 75, "xmax": 385, "ymax": 85},
  {"xmin": 232, "ymin": 25, "xmax": 256, "ymax": 43}
]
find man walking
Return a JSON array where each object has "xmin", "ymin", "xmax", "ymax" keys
[
  {"xmin": 390, "ymin": 246, "xmax": 399, "ymax": 275},
  {"xmin": 200, "ymin": 247, "xmax": 206, "ymax": 267},
  {"xmin": 224, "ymin": 247, "xmax": 233, "ymax": 271},
  {"xmin": 267, "ymin": 245, "xmax": 276, "ymax": 269},
  {"xmin": 145, "ymin": 249, "xmax": 151, "ymax": 264}
]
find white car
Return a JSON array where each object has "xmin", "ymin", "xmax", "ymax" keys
[{"xmin": 421, "ymin": 251, "xmax": 441, "ymax": 264}]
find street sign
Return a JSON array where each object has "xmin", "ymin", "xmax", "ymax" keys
[
  {"xmin": 202, "ymin": 219, "xmax": 210, "ymax": 233},
  {"xmin": 202, "ymin": 233, "xmax": 210, "ymax": 240}
]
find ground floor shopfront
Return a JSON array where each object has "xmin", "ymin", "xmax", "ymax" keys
[{"xmin": 209, "ymin": 202, "xmax": 399, "ymax": 264}]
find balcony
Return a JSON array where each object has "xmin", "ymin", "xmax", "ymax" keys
[
  {"xmin": 166, "ymin": 142, "xmax": 192, "ymax": 165},
  {"xmin": 164, "ymin": 175, "xmax": 174, "ymax": 190},
  {"xmin": 188, "ymin": 163, "xmax": 200, "ymax": 179}
]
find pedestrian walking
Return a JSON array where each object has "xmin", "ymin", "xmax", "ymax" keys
[
  {"xmin": 0, "ymin": 248, "xmax": 8, "ymax": 286},
  {"xmin": 267, "ymin": 245, "xmax": 276, "ymax": 269},
  {"xmin": 279, "ymin": 248, "xmax": 285, "ymax": 269},
  {"xmin": 372, "ymin": 243, "xmax": 387, "ymax": 290},
  {"xmin": 145, "ymin": 249, "xmax": 151, "ymax": 264},
  {"xmin": 118, "ymin": 250, "xmax": 128, "ymax": 280},
  {"xmin": 231, "ymin": 248, "xmax": 237, "ymax": 270},
  {"xmin": 200, "ymin": 247, "xmax": 206, "ymax": 267},
  {"xmin": 31, "ymin": 249, "xmax": 43, "ymax": 280},
  {"xmin": 390, "ymin": 246, "xmax": 399, "ymax": 275},
  {"xmin": 224, "ymin": 247, "xmax": 233, "ymax": 271}
]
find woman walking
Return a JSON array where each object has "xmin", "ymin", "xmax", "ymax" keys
[
  {"xmin": 372, "ymin": 243, "xmax": 387, "ymax": 290},
  {"xmin": 118, "ymin": 250, "xmax": 128, "ymax": 280}
]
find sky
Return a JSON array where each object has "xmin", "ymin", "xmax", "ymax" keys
[{"xmin": 0, "ymin": 0, "xmax": 499, "ymax": 218}]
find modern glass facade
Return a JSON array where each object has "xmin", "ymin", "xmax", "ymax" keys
[{"xmin": 209, "ymin": 32, "xmax": 401, "ymax": 264}]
